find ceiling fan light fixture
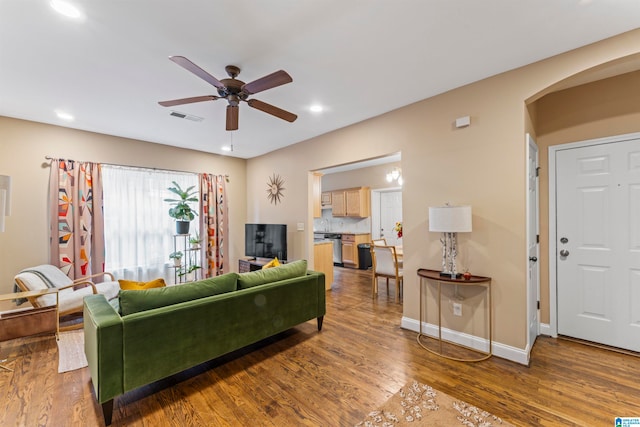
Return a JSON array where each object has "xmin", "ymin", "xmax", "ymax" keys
[
  {"xmin": 160, "ymin": 57, "xmax": 297, "ymax": 130},
  {"xmin": 310, "ymin": 104, "xmax": 324, "ymax": 113}
]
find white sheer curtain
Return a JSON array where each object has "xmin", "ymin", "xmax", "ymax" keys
[{"xmin": 102, "ymin": 165, "xmax": 198, "ymax": 283}]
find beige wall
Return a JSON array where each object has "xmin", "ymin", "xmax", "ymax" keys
[
  {"xmin": 321, "ymin": 161, "xmax": 402, "ymax": 191},
  {"xmin": 0, "ymin": 117, "xmax": 247, "ymax": 295},
  {"xmin": 247, "ymin": 29, "xmax": 640, "ymax": 358}
]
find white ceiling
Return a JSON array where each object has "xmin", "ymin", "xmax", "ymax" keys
[{"xmin": 1, "ymin": 1, "xmax": 639, "ymax": 159}]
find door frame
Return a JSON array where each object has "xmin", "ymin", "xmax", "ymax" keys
[
  {"xmin": 525, "ymin": 133, "xmax": 540, "ymax": 362},
  {"xmin": 371, "ymin": 187, "xmax": 402, "ymax": 240},
  {"xmin": 548, "ymin": 131, "xmax": 640, "ymax": 338}
]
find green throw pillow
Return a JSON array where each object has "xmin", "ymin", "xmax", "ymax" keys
[
  {"xmin": 238, "ymin": 259, "xmax": 307, "ymax": 289},
  {"xmin": 119, "ymin": 272, "xmax": 239, "ymax": 316}
]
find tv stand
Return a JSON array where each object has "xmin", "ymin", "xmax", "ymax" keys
[{"xmin": 239, "ymin": 258, "xmax": 288, "ymax": 273}]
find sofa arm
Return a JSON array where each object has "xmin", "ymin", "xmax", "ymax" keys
[
  {"xmin": 83, "ymin": 294, "xmax": 124, "ymax": 405},
  {"xmin": 307, "ymin": 270, "xmax": 326, "ymax": 316}
]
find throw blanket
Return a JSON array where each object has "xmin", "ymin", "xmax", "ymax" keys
[{"xmin": 13, "ymin": 265, "xmax": 62, "ymax": 305}]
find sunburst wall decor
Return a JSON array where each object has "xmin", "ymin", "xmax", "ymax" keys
[{"xmin": 266, "ymin": 173, "xmax": 285, "ymax": 205}]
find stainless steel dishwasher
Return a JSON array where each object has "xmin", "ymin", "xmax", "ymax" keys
[{"xmin": 324, "ymin": 233, "xmax": 343, "ymax": 265}]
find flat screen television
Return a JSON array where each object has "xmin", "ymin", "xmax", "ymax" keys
[{"xmin": 245, "ymin": 223, "xmax": 287, "ymax": 261}]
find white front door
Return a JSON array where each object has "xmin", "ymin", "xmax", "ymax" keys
[
  {"xmin": 526, "ymin": 134, "xmax": 540, "ymax": 361},
  {"xmin": 380, "ymin": 191, "xmax": 402, "ymax": 246},
  {"xmin": 556, "ymin": 137, "xmax": 640, "ymax": 352}
]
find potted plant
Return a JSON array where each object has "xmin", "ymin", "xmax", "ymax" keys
[
  {"xmin": 189, "ymin": 233, "xmax": 201, "ymax": 249},
  {"xmin": 178, "ymin": 264, "xmax": 202, "ymax": 281},
  {"xmin": 169, "ymin": 251, "xmax": 183, "ymax": 267},
  {"xmin": 164, "ymin": 181, "xmax": 198, "ymax": 234}
]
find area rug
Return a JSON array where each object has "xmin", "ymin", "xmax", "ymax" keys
[
  {"xmin": 57, "ymin": 330, "xmax": 87, "ymax": 373},
  {"xmin": 356, "ymin": 380, "xmax": 514, "ymax": 427}
]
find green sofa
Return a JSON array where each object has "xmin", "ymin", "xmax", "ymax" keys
[{"xmin": 83, "ymin": 260, "xmax": 325, "ymax": 425}]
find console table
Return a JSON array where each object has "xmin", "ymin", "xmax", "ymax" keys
[{"xmin": 417, "ymin": 268, "xmax": 492, "ymax": 362}]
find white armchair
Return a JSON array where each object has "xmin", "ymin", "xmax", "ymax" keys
[{"xmin": 14, "ymin": 264, "xmax": 119, "ymax": 331}]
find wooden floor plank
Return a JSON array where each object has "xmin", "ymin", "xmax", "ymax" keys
[{"xmin": 1, "ymin": 266, "xmax": 639, "ymax": 426}]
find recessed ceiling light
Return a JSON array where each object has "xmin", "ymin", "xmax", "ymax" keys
[
  {"xmin": 55, "ymin": 110, "xmax": 75, "ymax": 121},
  {"xmin": 310, "ymin": 104, "xmax": 324, "ymax": 113},
  {"xmin": 50, "ymin": 0, "xmax": 84, "ymax": 19},
  {"xmin": 221, "ymin": 146, "xmax": 232, "ymax": 152}
]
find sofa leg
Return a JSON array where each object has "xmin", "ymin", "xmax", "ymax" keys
[
  {"xmin": 102, "ymin": 400, "xmax": 114, "ymax": 426},
  {"xmin": 317, "ymin": 316, "xmax": 324, "ymax": 331}
]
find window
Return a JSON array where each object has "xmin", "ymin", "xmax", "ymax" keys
[{"xmin": 102, "ymin": 165, "xmax": 198, "ymax": 283}]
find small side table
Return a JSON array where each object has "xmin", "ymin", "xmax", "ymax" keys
[
  {"xmin": 0, "ymin": 289, "xmax": 59, "ymax": 372},
  {"xmin": 417, "ymin": 268, "xmax": 492, "ymax": 362}
]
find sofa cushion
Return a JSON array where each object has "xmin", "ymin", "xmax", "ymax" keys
[
  {"xmin": 238, "ymin": 259, "xmax": 307, "ymax": 289},
  {"xmin": 118, "ymin": 278, "xmax": 166, "ymax": 290},
  {"xmin": 119, "ymin": 272, "xmax": 239, "ymax": 316}
]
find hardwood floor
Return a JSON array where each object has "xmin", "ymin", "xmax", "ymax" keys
[{"xmin": 1, "ymin": 266, "xmax": 639, "ymax": 426}]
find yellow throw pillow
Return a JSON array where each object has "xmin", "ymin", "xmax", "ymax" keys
[
  {"xmin": 118, "ymin": 278, "xmax": 167, "ymax": 290},
  {"xmin": 261, "ymin": 257, "xmax": 281, "ymax": 269}
]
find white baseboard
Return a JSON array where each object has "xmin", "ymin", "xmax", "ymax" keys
[
  {"xmin": 539, "ymin": 322, "xmax": 555, "ymax": 338},
  {"xmin": 401, "ymin": 316, "xmax": 530, "ymax": 366}
]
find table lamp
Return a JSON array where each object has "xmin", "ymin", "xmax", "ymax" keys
[{"xmin": 429, "ymin": 204, "xmax": 472, "ymax": 278}]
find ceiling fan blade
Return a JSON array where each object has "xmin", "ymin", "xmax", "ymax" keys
[
  {"xmin": 158, "ymin": 95, "xmax": 218, "ymax": 107},
  {"xmin": 247, "ymin": 99, "xmax": 297, "ymax": 123},
  {"xmin": 226, "ymin": 105, "xmax": 239, "ymax": 131},
  {"xmin": 241, "ymin": 70, "xmax": 293, "ymax": 95},
  {"xmin": 169, "ymin": 56, "xmax": 225, "ymax": 89}
]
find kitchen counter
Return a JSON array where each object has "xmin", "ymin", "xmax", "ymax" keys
[{"xmin": 313, "ymin": 240, "xmax": 334, "ymax": 289}]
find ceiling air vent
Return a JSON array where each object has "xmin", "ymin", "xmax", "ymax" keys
[{"xmin": 169, "ymin": 111, "xmax": 204, "ymax": 122}]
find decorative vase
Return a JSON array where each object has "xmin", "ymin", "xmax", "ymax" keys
[{"xmin": 176, "ymin": 221, "xmax": 190, "ymax": 235}]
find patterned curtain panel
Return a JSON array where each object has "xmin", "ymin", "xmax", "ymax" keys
[
  {"xmin": 199, "ymin": 174, "xmax": 228, "ymax": 277},
  {"xmin": 49, "ymin": 159, "xmax": 105, "ymax": 280}
]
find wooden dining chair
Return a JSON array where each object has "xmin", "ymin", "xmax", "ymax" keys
[
  {"xmin": 372, "ymin": 238, "xmax": 387, "ymax": 246},
  {"xmin": 370, "ymin": 244, "xmax": 403, "ymax": 303}
]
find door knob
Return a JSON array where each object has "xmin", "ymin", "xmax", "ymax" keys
[
  {"xmin": 559, "ymin": 249, "xmax": 570, "ymax": 257},
  {"xmin": 560, "ymin": 237, "xmax": 569, "ymax": 244},
  {"xmin": 529, "ymin": 256, "xmax": 538, "ymax": 262}
]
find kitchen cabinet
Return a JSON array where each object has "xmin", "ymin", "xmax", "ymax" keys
[
  {"xmin": 313, "ymin": 173, "xmax": 322, "ymax": 218},
  {"xmin": 331, "ymin": 191, "xmax": 346, "ymax": 216},
  {"xmin": 341, "ymin": 233, "xmax": 371, "ymax": 268},
  {"xmin": 321, "ymin": 192, "xmax": 332, "ymax": 207},
  {"xmin": 331, "ymin": 187, "xmax": 370, "ymax": 217},
  {"xmin": 345, "ymin": 187, "xmax": 370, "ymax": 217}
]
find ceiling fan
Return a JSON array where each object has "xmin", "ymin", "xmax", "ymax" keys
[{"xmin": 159, "ymin": 56, "xmax": 297, "ymax": 131}]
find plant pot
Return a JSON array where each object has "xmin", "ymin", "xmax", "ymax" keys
[
  {"xmin": 173, "ymin": 258, "xmax": 182, "ymax": 267},
  {"xmin": 176, "ymin": 221, "xmax": 190, "ymax": 235}
]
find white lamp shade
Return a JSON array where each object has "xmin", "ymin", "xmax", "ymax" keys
[{"xmin": 429, "ymin": 205, "xmax": 472, "ymax": 232}]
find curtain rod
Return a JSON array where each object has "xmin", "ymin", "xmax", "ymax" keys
[{"xmin": 44, "ymin": 156, "xmax": 229, "ymax": 179}]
